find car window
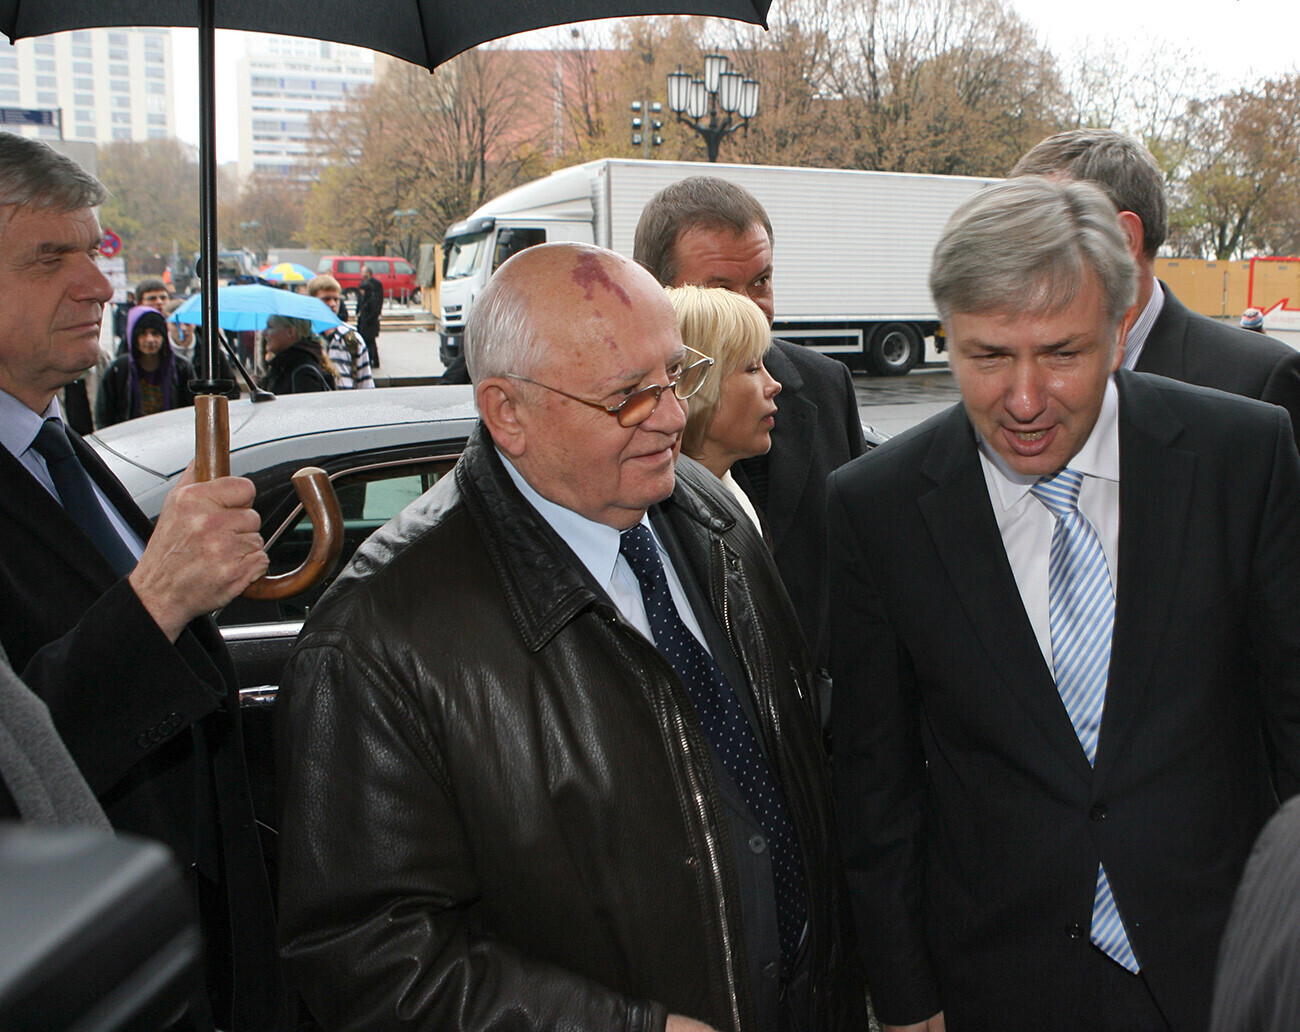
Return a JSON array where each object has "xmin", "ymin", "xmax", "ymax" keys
[
  {"xmin": 365, "ymin": 260, "xmax": 389, "ymax": 275},
  {"xmin": 316, "ymin": 257, "xmax": 331, "ymax": 273},
  {"xmin": 339, "ymin": 260, "xmax": 361, "ymax": 274},
  {"xmin": 394, "ymin": 260, "xmax": 414, "ymax": 276},
  {"xmin": 218, "ymin": 457, "xmax": 457, "ymax": 627}
]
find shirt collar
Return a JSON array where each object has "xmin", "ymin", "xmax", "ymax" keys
[
  {"xmin": 0, "ymin": 388, "xmax": 61, "ymax": 462},
  {"xmin": 497, "ymin": 447, "xmax": 638, "ymax": 587},
  {"xmin": 1121, "ymin": 276, "xmax": 1164, "ymax": 370},
  {"xmin": 977, "ymin": 376, "xmax": 1121, "ymax": 511}
]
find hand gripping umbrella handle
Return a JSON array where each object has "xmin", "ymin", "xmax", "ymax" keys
[{"xmin": 194, "ymin": 395, "xmax": 344, "ymax": 601}]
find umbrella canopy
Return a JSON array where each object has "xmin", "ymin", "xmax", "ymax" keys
[
  {"xmin": 259, "ymin": 262, "xmax": 316, "ymax": 284},
  {"xmin": 0, "ymin": 0, "xmax": 770, "ymax": 71},
  {"xmin": 170, "ymin": 284, "xmax": 342, "ymax": 333}
]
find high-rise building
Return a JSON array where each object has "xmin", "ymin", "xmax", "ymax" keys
[
  {"xmin": 235, "ymin": 35, "xmax": 373, "ymax": 182},
  {"xmin": 0, "ymin": 28, "xmax": 175, "ymax": 145}
]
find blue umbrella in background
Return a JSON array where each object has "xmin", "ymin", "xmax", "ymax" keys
[
  {"xmin": 259, "ymin": 262, "xmax": 316, "ymax": 284},
  {"xmin": 170, "ymin": 284, "xmax": 342, "ymax": 333}
]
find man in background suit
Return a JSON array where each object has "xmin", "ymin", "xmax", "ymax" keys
[
  {"xmin": 830, "ymin": 177, "xmax": 1300, "ymax": 1032},
  {"xmin": 1011, "ymin": 128, "xmax": 1300, "ymax": 446},
  {"xmin": 0, "ymin": 133, "xmax": 278, "ymax": 1031},
  {"xmin": 634, "ymin": 176, "xmax": 866, "ymax": 696}
]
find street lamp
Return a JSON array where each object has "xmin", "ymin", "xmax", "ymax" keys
[
  {"xmin": 667, "ymin": 54, "xmax": 760, "ymax": 162},
  {"xmin": 630, "ymin": 100, "xmax": 664, "ymax": 157},
  {"xmin": 391, "ymin": 209, "xmax": 418, "ymax": 262}
]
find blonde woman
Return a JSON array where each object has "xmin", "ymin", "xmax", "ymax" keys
[
  {"xmin": 261, "ymin": 315, "xmax": 339, "ymax": 394},
  {"xmin": 665, "ymin": 285, "xmax": 780, "ymax": 532}
]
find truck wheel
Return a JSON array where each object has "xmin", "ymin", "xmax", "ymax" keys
[{"xmin": 868, "ymin": 323, "xmax": 922, "ymax": 376}]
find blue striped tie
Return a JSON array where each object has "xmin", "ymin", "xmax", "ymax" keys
[{"xmin": 1031, "ymin": 468, "xmax": 1138, "ymax": 973}]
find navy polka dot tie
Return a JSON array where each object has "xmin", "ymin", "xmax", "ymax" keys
[{"xmin": 620, "ymin": 523, "xmax": 807, "ymax": 972}]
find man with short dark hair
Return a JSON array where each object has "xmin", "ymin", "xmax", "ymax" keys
[
  {"xmin": 1011, "ymin": 128, "xmax": 1300, "ymax": 446},
  {"xmin": 277, "ymin": 242, "xmax": 864, "ymax": 1032},
  {"xmin": 635, "ymin": 177, "xmax": 865, "ymax": 699},
  {"xmin": 831, "ymin": 176, "xmax": 1300, "ymax": 1032},
  {"xmin": 307, "ymin": 273, "xmax": 374, "ymax": 389},
  {"xmin": 355, "ymin": 265, "xmax": 382, "ymax": 369},
  {"xmin": 0, "ymin": 132, "xmax": 279, "ymax": 1031},
  {"xmin": 135, "ymin": 277, "xmax": 170, "ymax": 312}
]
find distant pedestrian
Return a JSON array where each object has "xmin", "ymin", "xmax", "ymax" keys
[
  {"xmin": 356, "ymin": 266, "xmax": 383, "ymax": 369},
  {"xmin": 95, "ymin": 304, "xmax": 195, "ymax": 427},
  {"xmin": 307, "ymin": 274, "xmax": 374, "ymax": 389},
  {"xmin": 261, "ymin": 315, "xmax": 337, "ymax": 394},
  {"xmin": 1241, "ymin": 307, "xmax": 1265, "ymax": 333}
]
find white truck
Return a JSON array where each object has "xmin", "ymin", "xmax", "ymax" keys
[{"xmin": 438, "ymin": 158, "xmax": 995, "ymax": 375}]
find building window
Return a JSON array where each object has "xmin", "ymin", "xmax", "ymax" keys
[
  {"xmin": 75, "ymin": 109, "xmax": 94, "ymax": 122},
  {"xmin": 73, "ymin": 61, "xmax": 93, "ymax": 75},
  {"xmin": 74, "ymin": 93, "xmax": 94, "ymax": 107},
  {"xmin": 147, "ymin": 82, "xmax": 165, "ymax": 95},
  {"xmin": 147, "ymin": 113, "xmax": 166, "ymax": 126},
  {"xmin": 110, "ymin": 63, "xmax": 129, "ymax": 79},
  {"xmin": 113, "ymin": 127, "xmax": 131, "ymax": 140},
  {"xmin": 0, "ymin": 55, "xmax": 16, "ymax": 69},
  {"xmin": 76, "ymin": 126, "xmax": 96, "ymax": 140},
  {"xmin": 0, "ymin": 89, "xmax": 18, "ymax": 104},
  {"xmin": 112, "ymin": 111, "xmax": 132, "ymax": 124},
  {"xmin": 75, "ymin": 78, "xmax": 94, "ymax": 91},
  {"xmin": 72, "ymin": 45, "xmax": 92, "ymax": 59},
  {"xmin": 72, "ymin": 31, "xmax": 91, "ymax": 43},
  {"xmin": 112, "ymin": 96, "xmax": 131, "ymax": 109},
  {"xmin": 36, "ymin": 92, "xmax": 57, "ymax": 106},
  {"xmin": 145, "ymin": 50, "xmax": 164, "ymax": 63},
  {"xmin": 36, "ymin": 58, "xmax": 56, "ymax": 72},
  {"xmin": 34, "ymin": 41, "xmax": 54, "ymax": 55},
  {"xmin": 109, "ymin": 48, "xmax": 128, "ymax": 62},
  {"xmin": 0, "ymin": 72, "xmax": 18, "ymax": 87},
  {"xmin": 146, "ymin": 66, "xmax": 165, "ymax": 80},
  {"xmin": 36, "ymin": 75, "xmax": 57, "ymax": 89},
  {"xmin": 109, "ymin": 33, "xmax": 128, "ymax": 46},
  {"xmin": 144, "ymin": 34, "xmax": 164, "ymax": 49},
  {"xmin": 111, "ymin": 79, "xmax": 130, "ymax": 93}
]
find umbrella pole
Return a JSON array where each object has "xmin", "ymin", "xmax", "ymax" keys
[{"xmin": 193, "ymin": 0, "xmax": 228, "ymax": 398}]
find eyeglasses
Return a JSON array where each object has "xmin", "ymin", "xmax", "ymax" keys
[{"xmin": 507, "ymin": 345, "xmax": 714, "ymax": 427}]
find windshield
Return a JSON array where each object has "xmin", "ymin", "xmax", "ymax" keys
[{"xmin": 443, "ymin": 231, "xmax": 490, "ymax": 280}]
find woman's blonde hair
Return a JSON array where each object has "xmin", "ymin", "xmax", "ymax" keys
[
  {"xmin": 265, "ymin": 315, "xmax": 339, "ymax": 385},
  {"xmin": 664, "ymin": 285, "xmax": 770, "ymax": 456}
]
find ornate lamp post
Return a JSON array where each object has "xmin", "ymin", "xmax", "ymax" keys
[{"xmin": 666, "ymin": 54, "xmax": 760, "ymax": 162}]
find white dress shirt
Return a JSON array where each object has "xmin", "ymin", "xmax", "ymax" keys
[
  {"xmin": 976, "ymin": 378, "xmax": 1121, "ymax": 673},
  {"xmin": 498, "ymin": 450, "xmax": 711, "ymax": 652}
]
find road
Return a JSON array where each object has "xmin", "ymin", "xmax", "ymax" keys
[{"xmin": 374, "ymin": 320, "xmax": 1300, "ymax": 439}]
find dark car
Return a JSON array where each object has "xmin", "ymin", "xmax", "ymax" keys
[{"xmin": 90, "ymin": 385, "xmax": 478, "ymax": 866}]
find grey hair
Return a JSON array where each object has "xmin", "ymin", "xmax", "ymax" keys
[
  {"xmin": 1010, "ymin": 129, "xmax": 1167, "ymax": 259},
  {"xmin": 930, "ymin": 177, "xmax": 1137, "ymax": 328},
  {"xmin": 0, "ymin": 132, "xmax": 107, "ymax": 213},
  {"xmin": 463, "ymin": 257, "xmax": 542, "ymax": 384},
  {"xmin": 634, "ymin": 176, "xmax": 773, "ymax": 286}
]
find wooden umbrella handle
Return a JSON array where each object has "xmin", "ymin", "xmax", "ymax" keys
[{"xmin": 194, "ymin": 395, "xmax": 344, "ymax": 601}]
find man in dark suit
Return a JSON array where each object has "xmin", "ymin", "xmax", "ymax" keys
[
  {"xmin": 634, "ymin": 176, "xmax": 866, "ymax": 692},
  {"xmin": 830, "ymin": 177, "xmax": 1300, "ymax": 1032},
  {"xmin": 1011, "ymin": 127, "xmax": 1300, "ymax": 446},
  {"xmin": 0, "ymin": 133, "xmax": 279, "ymax": 1031}
]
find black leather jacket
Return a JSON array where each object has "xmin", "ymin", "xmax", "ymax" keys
[{"xmin": 276, "ymin": 424, "xmax": 864, "ymax": 1032}]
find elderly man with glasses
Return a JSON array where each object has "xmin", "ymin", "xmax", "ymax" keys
[{"xmin": 276, "ymin": 242, "xmax": 864, "ymax": 1032}]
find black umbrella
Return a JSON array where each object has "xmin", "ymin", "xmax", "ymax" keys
[{"xmin": 0, "ymin": 0, "xmax": 771, "ymax": 596}]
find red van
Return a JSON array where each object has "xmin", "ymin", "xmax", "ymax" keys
[{"xmin": 316, "ymin": 255, "xmax": 417, "ymax": 302}]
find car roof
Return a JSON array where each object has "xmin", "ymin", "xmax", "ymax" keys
[{"xmin": 89, "ymin": 384, "xmax": 478, "ymax": 507}]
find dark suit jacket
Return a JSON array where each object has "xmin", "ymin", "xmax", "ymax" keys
[
  {"xmin": 734, "ymin": 339, "xmax": 865, "ymax": 677},
  {"xmin": 1210, "ymin": 795, "xmax": 1300, "ymax": 1032},
  {"xmin": 1136, "ymin": 282, "xmax": 1300, "ymax": 446},
  {"xmin": 828, "ymin": 371, "xmax": 1300, "ymax": 1032},
  {"xmin": 0, "ymin": 430, "xmax": 279, "ymax": 1031}
]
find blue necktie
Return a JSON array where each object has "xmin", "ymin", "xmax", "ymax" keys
[
  {"xmin": 619, "ymin": 523, "xmax": 807, "ymax": 972},
  {"xmin": 30, "ymin": 419, "xmax": 137, "ymax": 577},
  {"xmin": 1031, "ymin": 468, "xmax": 1137, "ymax": 973}
]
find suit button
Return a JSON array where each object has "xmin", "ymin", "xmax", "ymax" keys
[
  {"xmin": 1067, "ymin": 923, "xmax": 1085, "ymax": 939},
  {"xmin": 749, "ymin": 834, "xmax": 767, "ymax": 854},
  {"xmin": 1090, "ymin": 804, "xmax": 1108, "ymax": 821},
  {"xmin": 685, "ymin": 855, "xmax": 699, "ymax": 868}
]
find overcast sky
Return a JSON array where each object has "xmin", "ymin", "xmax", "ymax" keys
[{"xmin": 174, "ymin": 1, "xmax": 1300, "ymax": 164}]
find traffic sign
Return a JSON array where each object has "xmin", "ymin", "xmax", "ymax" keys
[{"xmin": 100, "ymin": 229, "xmax": 122, "ymax": 258}]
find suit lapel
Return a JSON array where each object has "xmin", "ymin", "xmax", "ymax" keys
[
  {"xmin": 1093, "ymin": 371, "xmax": 1194, "ymax": 781},
  {"xmin": 0, "ymin": 441, "xmax": 121, "ymax": 597},
  {"xmin": 735, "ymin": 340, "xmax": 813, "ymax": 552},
  {"xmin": 918, "ymin": 406, "xmax": 1094, "ymax": 781}
]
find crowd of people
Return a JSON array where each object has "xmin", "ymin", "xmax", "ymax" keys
[{"xmin": 3, "ymin": 124, "xmax": 1300, "ymax": 1032}]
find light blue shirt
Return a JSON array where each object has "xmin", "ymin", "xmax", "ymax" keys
[
  {"xmin": 498, "ymin": 449, "xmax": 711, "ymax": 652},
  {"xmin": 0, "ymin": 388, "xmax": 144, "ymax": 562}
]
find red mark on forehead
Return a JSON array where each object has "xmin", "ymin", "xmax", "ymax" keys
[{"xmin": 572, "ymin": 252, "xmax": 631, "ymax": 307}]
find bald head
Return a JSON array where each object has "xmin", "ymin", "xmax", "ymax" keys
[{"xmin": 465, "ymin": 242, "xmax": 675, "ymax": 384}]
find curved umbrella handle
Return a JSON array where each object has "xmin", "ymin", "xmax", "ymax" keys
[{"xmin": 194, "ymin": 395, "xmax": 344, "ymax": 601}]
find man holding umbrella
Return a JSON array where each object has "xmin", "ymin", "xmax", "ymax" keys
[{"xmin": 0, "ymin": 133, "xmax": 280, "ymax": 1032}]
